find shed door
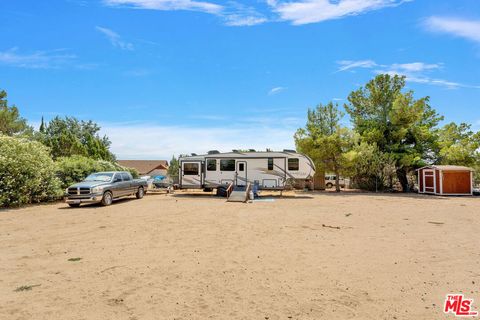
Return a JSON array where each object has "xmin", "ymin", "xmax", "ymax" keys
[
  {"xmin": 423, "ymin": 170, "xmax": 435, "ymax": 193},
  {"xmin": 442, "ymin": 171, "xmax": 471, "ymax": 194}
]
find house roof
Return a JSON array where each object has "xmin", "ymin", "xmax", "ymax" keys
[
  {"xmin": 417, "ymin": 165, "xmax": 474, "ymax": 172},
  {"xmin": 117, "ymin": 160, "xmax": 169, "ymax": 174}
]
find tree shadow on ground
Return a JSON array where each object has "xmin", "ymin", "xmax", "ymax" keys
[{"xmin": 304, "ymin": 190, "xmax": 461, "ymax": 200}]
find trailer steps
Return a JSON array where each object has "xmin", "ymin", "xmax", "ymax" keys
[{"xmin": 227, "ymin": 183, "xmax": 251, "ymax": 202}]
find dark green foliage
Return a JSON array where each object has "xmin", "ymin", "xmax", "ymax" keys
[
  {"xmin": 344, "ymin": 142, "xmax": 396, "ymax": 191},
  {"xmin": 0, "ymin": 89, "xmax": 142, "ymax": 208},
  {"xmin": 39, "ymin": 116, "xmax": 45, "ymax": 133},
  {"xmin": 167, "ymin": 155, "xmax": 179, "ymax": 178},
  {"xmin": 436, "ymin": 122, "xmax": 480, "ymax": 185},
  {"xmin": 436, "ymin": 122, "xmax": 480, "ymax": 167},
  {"xmin": 55, "ymin": 155, "xmax": 139, "ymax": 189},
  {"xmin": 295, "ymin": 102, "xmax": 353, "ymax": 192},
  {"xmin": 39, "ymin": 116, "xmax": 115, "ymax": 161},
  {"xmin": 296, "ymin": 75, "xmax": 480, "ymax": 191},
  {"xmin": 345, "ymin": 74, "xmax": 443, "ymax": 191},
  {"xmin": 0, "ymin": 90, "xmax": 33, "ymax": 136}
]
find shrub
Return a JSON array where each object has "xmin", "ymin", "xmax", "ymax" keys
[
  {"xmin": 0, "ymin": 135, "xmax": 62, "ymax": 207},
  {"xmin": 55, "ymin": 155, "xmax": 138, "ymax": 189}
]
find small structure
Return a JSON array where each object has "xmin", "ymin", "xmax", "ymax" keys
[
  {"xmin": 417, "ymin": 165, "xmax": 474, "ymax": 196},
  {"xmin": 117, "ymin": 160, "xmax": 169, "ymax": 176}
]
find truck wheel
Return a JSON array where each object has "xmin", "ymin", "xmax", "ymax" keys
[
  {"xmin": 68, "ymin": 203, "xmax": 80, "ymax": 208},
  {"xmin": 216, "ymin": 187, "xmax": 227, "ymax": 197},
  {"xmin": 136, "ymin": 187, "xmax": 144, "ymax": 199},
  {"xmin": 326, "ymin": 183, "xmax": 333, "ymax": 189},
  {"xmin": 101, "ymin": 191, "xmax": 113, "ymax": 206}
]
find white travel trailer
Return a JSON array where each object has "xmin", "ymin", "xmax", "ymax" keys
[{"xmin": 178, "ymin": 150, "xmax": 315, "ymax": 194}]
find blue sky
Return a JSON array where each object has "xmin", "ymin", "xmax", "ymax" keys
[{"xmin": 1, "ymin": 0, "xmax": 480, "ymax": 159}]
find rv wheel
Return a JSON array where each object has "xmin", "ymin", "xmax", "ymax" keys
[
  {"xmin": 326, "ymin": 183, "xmax": 333, "ymax": 189},
  {"xmin": 216, "ymin": 187, "xmax": 227, "ymax": 197}
]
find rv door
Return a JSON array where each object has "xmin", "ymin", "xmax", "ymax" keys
[
  {"xmin": 181, "ymin": 161, "xmax": 203, "ymax": 188},
  {"xmin": 236, "ymin": 161, "xmax": 247, "ymax": 186}
]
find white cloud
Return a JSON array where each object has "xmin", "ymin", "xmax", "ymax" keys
[
  {"xmin": 268, "ymin": 0, "xmax": 411, "ymax": 25},
  {"xmin": 224, "ymin": 14, "xmax": 267, "ymax": 26},
  {"xmin": 268, "ymin": 86, "xmax": 287, "ymax": 95},
  {"xmin": 424, "ymin": 16, "xmax": 480, "ymax": 43},
  {"xmin": 103, "ymin": 0, "xmax": 223, "ymax": 14},
  {"xmin": 376, "ymin": 70, "xmax": 471, "ymax": 89},
  {"xmin": 101, "ymin": 122, "xmax": 297, "ymax": 159},
  {"xmin": 337, "ymin": 59, "xmax": 479, "ymax": 89},
  {"xmin": 389, "ymin": 62, "xmax": 442, "ymax": 73},
  {"xmin": 96, "ymin": 26, "xmax": 134, "ymax": 50},
  {"xmin": 104, "ymin": 0, "xmax": 411, "ymax": 26},
  {"xmin": 337, "ymin": 60, "xmax": 378, "ymax": 72},
  {"xmin": 103, "ymin": 0, "xmax": 267, "ymax": 26},
  {"xmin": 0, "ymin": 47, "xmax": 76, "ymax": 69},
  {"xmin": 222, "ymin": 2, "xmax": 268, "ymax": 26}
]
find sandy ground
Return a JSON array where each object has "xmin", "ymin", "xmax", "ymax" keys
[{"xmin": 0, "ymin": 191, "xmax": 479, "ymax": 320}]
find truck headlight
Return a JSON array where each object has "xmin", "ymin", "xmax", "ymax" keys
[
  {"xmin": 65, "ymin": 188, "xmax": 69, "ymax": 194},
  {"xmin": 92, "ymin": 186, "xmax": 101, "ymax": 193}
]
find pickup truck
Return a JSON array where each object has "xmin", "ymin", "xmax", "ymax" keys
[{"xmin": 65, "ymin": 171, "xmax": 148, "ymax": 207}]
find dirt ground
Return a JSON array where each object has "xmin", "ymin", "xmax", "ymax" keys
[{"xmin": 0, "ymin": 191, "xmax": 479, "ymax": 320}]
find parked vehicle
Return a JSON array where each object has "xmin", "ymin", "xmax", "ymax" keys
[
  {"xmin": 65, "ymin": 171, "xmax": 148, "ymax": 207},
  {"xmin": 178, "ymin": 150, "xmax": 315, "ymax": 195},
  {"xmin": 325, "ymin": 174, "xmax": 345, "ymax": 189},
  {"xmin": 153, "ymin": 175, "xmax": 170, "ymax": 189}
]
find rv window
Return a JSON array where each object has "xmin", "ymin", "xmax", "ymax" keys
[
  {"xmin": 239, "ymin": 163, "xmax": 245, "ymax": 171},
  {"xmin": 220, "ymin": 159, "xmax": 235, "ymax": 171},
  {"xmin": 183, "ymin": 163, "xmax": 199, "ymax": 175},
  {"xmin": 288, "ymin": 158, "xmax": 299, "ymax": 171},
  {"xmin": 268, "ymin": 158, "xmax": 273, "ymax": 170},
  {"xmin": 207, "ymin": 159, "xmax": 216, "ymax": 171}
]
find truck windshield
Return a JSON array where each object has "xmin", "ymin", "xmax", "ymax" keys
[{"xmin": 84, "ymin": 173, "xmax": 114, "ymax": 182}]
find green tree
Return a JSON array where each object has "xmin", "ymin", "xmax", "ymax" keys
[
  {"xmin": 41, "ymin": 116, "xmax": 115, "ymax": 161},
  {"xmin": 295, "ymin": 102, "xmax": 352, "ymax": 192},
  {"xmin": 167, "ymin": 155, "xmax": 178, "ymax": 179},
  {"xmin": 436, "ymin": 122, "xmax": 480, "ymax": 167},
  {"xmin": 345, "ymin": 74, "xmax": 443, "ymax": 191},
  {"xmin": 0, "ymin": 90, "xmax": 32, "ymax": 136},
  {"xmin": 39, "ymin": 116, "xmax": 46, "ymax": 133},
  {"xmin": 344, "ymin": 142, "xmax": 397, "ymax": 191}
]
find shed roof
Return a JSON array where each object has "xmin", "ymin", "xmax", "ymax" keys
[
  {"xmin": 417, "ymin": 165, "xmax": 474, "ymax": 172},
  {"xmin": 117, "ymin": 160, "xmax": 168, "ymax": 174}
]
